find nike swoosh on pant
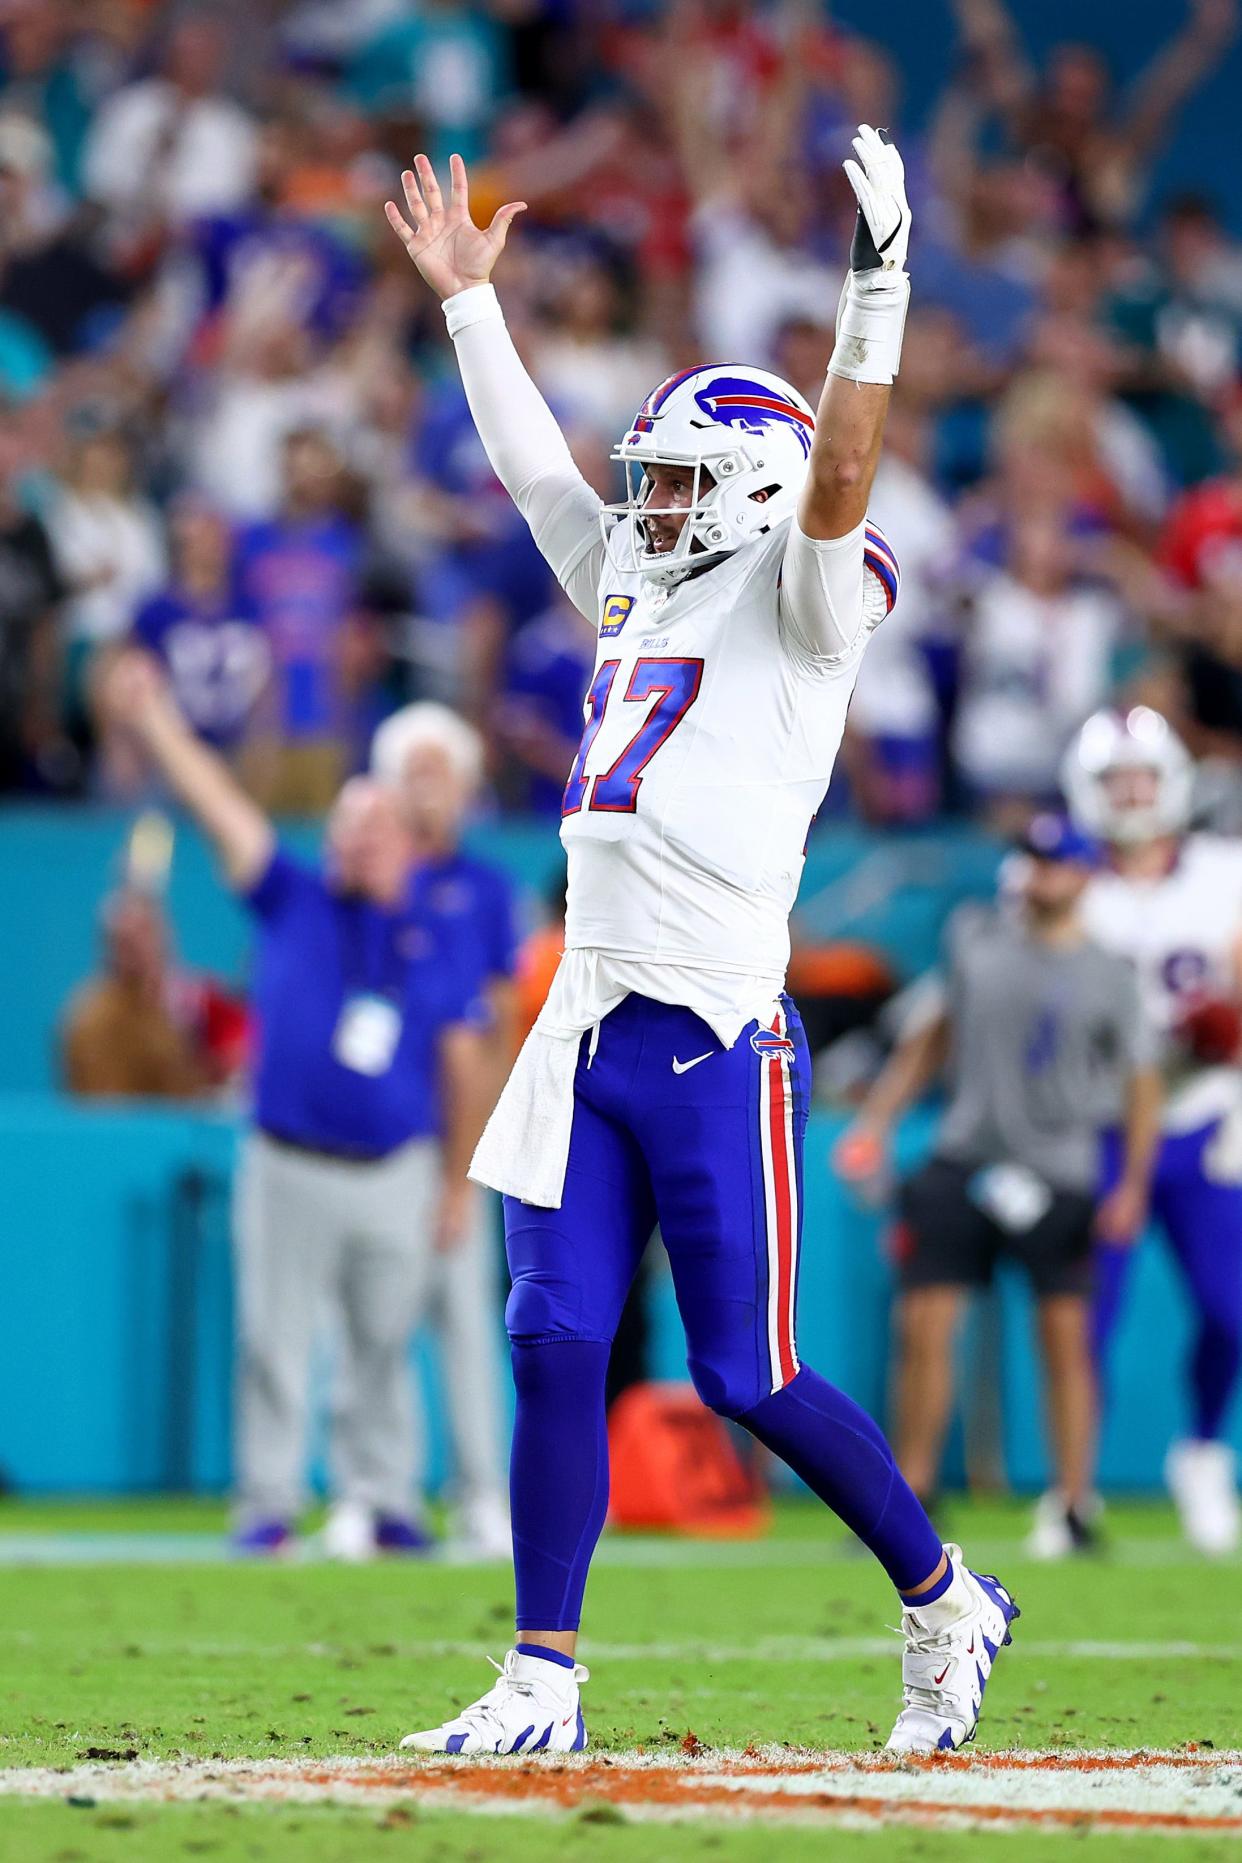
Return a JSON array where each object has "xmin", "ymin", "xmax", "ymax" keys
[{"xmin": 672, "ymin": 1052, "xmax": 713, "ymax": 1074}]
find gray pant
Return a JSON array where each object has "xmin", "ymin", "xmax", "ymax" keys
[
  {"xmin": 233, "ymin": 1130, "xmax": 438, "ymax": 1524},
  {"xmin": 420, "ymin": 1188, "xmax": 508, "ymax": 1510}
]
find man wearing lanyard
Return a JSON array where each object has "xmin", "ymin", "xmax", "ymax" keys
[
  {"xmin": 101, "ymin": 650, "xmax": 491, "ymax": 1556},
  {"xmin": 371, "ymin": 702, "xmax": 517, "ymax": 1558}
]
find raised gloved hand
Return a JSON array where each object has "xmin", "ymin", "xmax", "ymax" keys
[
  {"xmin": 831, "ymin": 124, "xmax": 912, "ymax": 387},
  {"xmin": 844, "ymin": 124, "xmax": 912, "ymax": 280}
]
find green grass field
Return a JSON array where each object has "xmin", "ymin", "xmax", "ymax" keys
[{"xmin": 0, "ymin": 1496, "xmax": 1237, "ymax": 1861}]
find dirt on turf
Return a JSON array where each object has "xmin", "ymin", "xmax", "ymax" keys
[{"xmin": 4, "ymin": 1747, "xmax": 1242, "ymax": 1837}]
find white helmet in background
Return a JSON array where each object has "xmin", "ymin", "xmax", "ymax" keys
[
  {"xmin": 1062, "ymin": 706, "xmax": 1194, "ymax": 845},
  {"xmin": 605, "ymin": 364, "xmax": 817, "ymax": 586}
]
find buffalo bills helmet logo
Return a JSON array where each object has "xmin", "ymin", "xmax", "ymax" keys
[
  {"xmin": 694, "ymin": 377, "xmax": 814, "ymax": 458},
  {"xmin": 751, "ymin": 1028, "xmax": 796, "ymax": 1060}
]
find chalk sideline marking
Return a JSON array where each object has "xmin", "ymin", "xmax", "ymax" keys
[
  {"xmin": 3, "ymin": 1748, "xmax": 1241, "ymax": 1836},
  {"xmin": 0, "ymin": 1532, "xmax": 1233, "ymax": 1569}
]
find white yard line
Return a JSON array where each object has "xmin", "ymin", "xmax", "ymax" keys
[
  {"xmin": 0, "ymin": 1531, "xmax": 1230, "ymax": 1570},
  {"xmin": 7, "ymin": 1631, "xmax": 1239, "ymax": 1663}
]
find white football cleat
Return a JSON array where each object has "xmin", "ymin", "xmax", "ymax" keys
[
  {"xmin": 400, "ymin": 1649, "xmax": 589, "ymax": 1756},
  {"xmin": 1026, "ymin": 1490, "xmax": 1101, "ymax": 1560},
  {"xmin": 886, "ymin": 1546, "xmax": 1019, "ymax": 1754},
  {"xmin": 1165, "ymin": 1439, "xmax": 1240, "ymax": 1555},
  {"xmin": 454, "ymin": 1490, "xmax": 513, "ymax": 1561},
  {"xmin": 321, "ymin": 1501, "xmax": 376, "ymax": 1563}
]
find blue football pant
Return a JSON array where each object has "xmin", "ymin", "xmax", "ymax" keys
[
  {"xmin": 1095, "ymin": 1120, "xmax": 1242, "ymax": 1442},
  {"xmin": 503, "ymin": 993, "xmax": 943, "ymax": 1631}
]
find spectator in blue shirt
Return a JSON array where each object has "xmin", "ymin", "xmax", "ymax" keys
[
  {"xmin": 183, "ymin": 114, "xmax": 367, "ymax": 349},
  {"xmin": 407, "ymin": 378, "xmax": 555, "ymax": 713},
  {"xmin": 372, "ymin": 700, "xmax": 520, "ymax": 1557},
  {"xmin": 498, "ymin": 595, "xmax": 596, "ymax": 816},
  {"xmin": 411, "ymin": 378, "xmax": 556, "ymax": 626},
  {"xmin": 234, "ymin": 427, "xmax": 375, "ymax": 813},
  {"xmin": 100, "ymin": 649, "xmax": 493, "ymax": 1561},
  {"xmin": 130, "ymin": 496, "xmax": 268, "ymax": 755}
]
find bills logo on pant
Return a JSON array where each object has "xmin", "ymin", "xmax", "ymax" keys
[{"xmin": 751, "ymin": 1028, "xmax": 796, "ymax": 1060}]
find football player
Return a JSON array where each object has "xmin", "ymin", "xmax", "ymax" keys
[
  {"xmin": 384, "ymin": 129, "xmax": 1017, "ymax": 1756},
  {"xmin": 834, "ymin": 814, "xmax": 1161, "ymax": 1560},
  {"xmin": 1066, "ymin": 706, "xmax": 1242, "ymax": 1553}
]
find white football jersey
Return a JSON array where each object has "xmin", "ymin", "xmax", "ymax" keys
[
  {"xmin": 448, "ymin": 289, "xmax": 895, "ymax": 1205},
  {"xmin": 559, "ymin": 518, "xmax": 881, "ymax": 989},
  {"xmin": 1081, "ymin": 834, "xmax": 1242, "ymax": 1129}
]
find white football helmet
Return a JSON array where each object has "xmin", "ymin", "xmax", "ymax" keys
[
  {"xmin": 604, "ymin": 364, "xmax": 818, "ymax": 586},
  {"xmin": 1062, "ymin": 706, "xmax": 1194, "ymax": 845}
]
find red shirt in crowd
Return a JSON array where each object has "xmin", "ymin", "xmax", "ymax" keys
[{"xmin": 1159, "ymin": 477, "xmax": 1242, "ymax": 595}]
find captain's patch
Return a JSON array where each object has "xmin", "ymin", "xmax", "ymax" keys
[{"xmin": 600, "ymin": 594, "xmax": 636, "ymax": 638}]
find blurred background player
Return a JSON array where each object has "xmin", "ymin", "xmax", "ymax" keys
[
  {"xmin": 1067, "ymin": 706, "xmax": 1242, "ymax": 1553},
  {"xmin": 371, "ymin": 701, "xmax": 515, "ymax": 1558},
  {"xmin": 836, "ymin": 815, "xmax": 1162, "ymax": 1556},
  {"xmin": 99, "ymin": 650, "xmax": 492, "ymax": 1558}
]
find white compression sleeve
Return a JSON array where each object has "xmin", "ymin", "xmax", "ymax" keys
[
  {"xmin": 778, "ymin": 515, "xmax": 880, "ymax": 668},
  {"xmin": 444, "ymin": 285, "xmax": 606, "ymax": 619}
]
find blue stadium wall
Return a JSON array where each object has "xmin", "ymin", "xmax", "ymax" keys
[{"xmin": 0, "ymin": 807, "xmax": 1235, "ymax": 1496}]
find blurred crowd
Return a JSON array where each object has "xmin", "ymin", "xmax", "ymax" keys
[{"xmin": 3, "ymin": 0, "xmax": 1242, "ymax": 825}]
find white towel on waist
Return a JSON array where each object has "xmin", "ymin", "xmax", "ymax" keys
[
  {"xmin": 469, "ymin": 945, "xmax": 781, "ymax": 1209},
  {"xmin": 469, "ymin": 1023, "xmax": 581, "ymax": 1209}
]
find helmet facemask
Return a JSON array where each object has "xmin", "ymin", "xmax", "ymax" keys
[{"xmin": 603, "ymin": 449, "xmax": 751, "ymax": 587}]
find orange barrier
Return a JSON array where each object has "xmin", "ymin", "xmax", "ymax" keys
[{"xmin": 607, "ymin": 1381, "xmax": 771, "ymax": 1538}]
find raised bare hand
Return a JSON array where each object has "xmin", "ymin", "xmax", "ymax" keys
[
  {"xmin": 384, "ymin": 154, "xmax": 526, "ymax": 301},
  {"xmin": 97, "ymin": 647, "xmax": 170, "ymax": 735}
]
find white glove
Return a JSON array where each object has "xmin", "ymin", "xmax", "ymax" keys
[
  {"xmin": 831, "ymin": 124, "xmax": 911, "ymax": 386},
  {"xmin": 844, "ymin": 124, "xmax": 911, "ymax": 279}
]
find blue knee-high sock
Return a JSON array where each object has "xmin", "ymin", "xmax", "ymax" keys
[
  {"xmin": 509, "ymin": 1338, "xmax": 611, "ymax": 1632},
  {"xmin": 1191, "ymin": 1316, "xmax": 1242, "ymax": 1441},
  {"xmin": 738, "ymin": 1365, "xmax": 943, "ymax": 1593},
  {"xmin": 1091, "ymin": 1242, "xmax": 1132, "ymax": 1372}
]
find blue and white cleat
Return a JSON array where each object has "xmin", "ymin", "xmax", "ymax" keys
[
  {"xmin": 400, "ymin": 1649, "xmax": 589, "ymax": 1756},
  {"xmin": 886, "ymin": 1545, "xmax": 1019, "ymax": 1754}
]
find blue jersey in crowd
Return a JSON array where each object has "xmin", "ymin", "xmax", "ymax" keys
[
  {"xmin": 190, "ymin": 212, "xmax": 365, "ymax": 341},
  {"xmin": 234, "ymin": 514, "xmax": 363, "ymax": 738},
  {"xmin": 502, "ymin": 605, "xmax": 595, "ymax": 815},
  {"xmin": 132, "ymin": 585, "xmax": 268, "ymax": 749},
  {"xmin": 244, "ymin": 850, "xmax": 485, "ymax": 1157},
  {"xmin": 410, "ymin": 381, "xmax": 554, "ymax": 630}
]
